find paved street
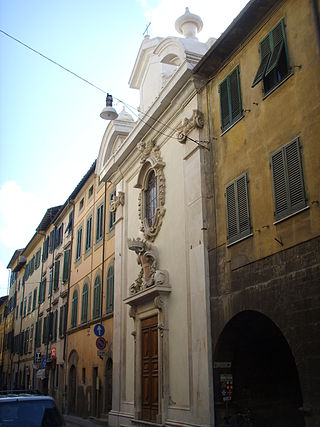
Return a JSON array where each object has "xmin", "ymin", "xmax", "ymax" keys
[{"xmin": 64, "ymin": 414, "xmax": 108, "ymax": 427}]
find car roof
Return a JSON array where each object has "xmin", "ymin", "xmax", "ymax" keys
[{"xmin": 0, "ymin": 394, "xmax": 55, "ymax": 402}]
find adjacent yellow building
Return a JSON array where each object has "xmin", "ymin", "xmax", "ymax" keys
[{"xmin": 194, "ymin": 0, "xmax": 320, "ymax": 426}]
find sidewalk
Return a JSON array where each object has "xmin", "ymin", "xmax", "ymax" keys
[{"xmin": 64, "ymin": 414, "xmax": 108, "ymax": 427}]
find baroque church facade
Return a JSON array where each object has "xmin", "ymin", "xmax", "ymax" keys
[{"xmin": 96, "ymin": 8, "xmax": 215, "ymax": 427}]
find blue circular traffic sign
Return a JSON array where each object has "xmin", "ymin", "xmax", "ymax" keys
[
  {"xmin": 96, "ymin": 337, "xmax": 107, "ymax": 350},
  {"xmin": 94, "ymin": 323, "xmax": 105, "ymax": 337}
]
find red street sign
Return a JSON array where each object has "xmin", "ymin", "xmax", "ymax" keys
[{"xmin": 96, "ymin": 337, "xmax": 107, "ymax": 350}]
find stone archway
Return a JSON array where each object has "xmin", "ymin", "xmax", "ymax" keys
[
  {"xmin": 213, "ymin": 310, "xmax": 305, "ymax": 427},
  {"xmin": 104, "ymin": 358, "xmax": 113, "ymax": 413},
  {"xmin": 67, "ymin": 350, "xmax": 79, "ymax": 415},
  {"xmin": 68, "ymin": 365, "xmax": 76, "ymax": 414}
]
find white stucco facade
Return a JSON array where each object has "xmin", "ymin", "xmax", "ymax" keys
[{"xmin": 96, "ymin": 9, "xmax": 215, "ymax": 427}]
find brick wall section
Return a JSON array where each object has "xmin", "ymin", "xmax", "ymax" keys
[{"xmin": 209, "ymin": 236, "xmax": 320, "ymax": 423}]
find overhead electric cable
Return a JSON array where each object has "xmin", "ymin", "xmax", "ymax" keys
[
  {"xmin": 0, "ymin": 28, "xmax": 210, "ymax": 149},
  {"xmin": 0, "ymin": 29, "xmax": 106, "ymax": 94}
]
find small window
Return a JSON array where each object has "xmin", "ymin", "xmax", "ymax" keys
[
  {"xmin": 79, "ymin": 198, "xmax": 84, "ymax": 211},
  {"xmin": 53, "ymin": 260, "xmax": 60, "ymax": 291},
  {"xmin": 88, "ymin": 185, "xmax": 94, "ymax": 199},
  {"xmin": 93, "ymin": 276, "xmax": 101, "ymax": 319},
  {"xmin": 62, "ymin": 249, "xmax": 71, "ymax": 282},
  {"xmin": 81, "ymin": 283, "xmax": 89, "ymax": 323},
  {"xmin": 271, "ymin": 138, "xmax": 306, "ymax": 221},
  {"xmin": 109, "ymin": 191, "xmax": 116, "ymax": 232},
  {"xmin": 76, "ymin": 227, "xmax": 83, "ymax": 261},
  {"xmin": 71, "ymin": 290, "xmax": 78, "ymax": 328},
  {"xmin": 226, "ymin": 173, "xmax": 251, "ymax": 244},
  {"xmin": 106, "ymin": 264, "xmax": 114, "ymax": 315},
  {"xmin": 145, "ymin": 170, "xmax": 157, "ymax": 227},
  {"xmin": 96, "ymin": 204, "xmax": 104, "ymax": 242},
  {"xmin": 219, "ymin": 66, "xmax": 242, "ymax": 132},
  {"xmin": 85, "ymin": 216, "xmax": 93, "ymax": 251},
  {"xmin": 252, "ymin": 19, "xmax": 289, "ymax": 93}
]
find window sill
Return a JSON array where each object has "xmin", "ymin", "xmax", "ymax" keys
[
  {"xmin": 227, "ymin": 232, "xmax": 253, "ymax": 247},
  {"xmin": 262, "ymin": 72, "xmax": 293, "ymax": 100},
  {"xmin": 273, "ymin": 205, "xmax": 309, "ymax": 225},
  {"xmin": 220, "ymin": 114, "xmax": 244, "ymax": 137}
]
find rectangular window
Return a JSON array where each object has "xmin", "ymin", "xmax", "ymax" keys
[
  {"xmin": 35, "ymin": 248, "xmax": 41, "ymax": 269},
  {"xmin": 96, "ymin": 204, "xmax": 104, "ymax": 242},
  {"xmin": 76, "ymin": 228, "xmax": 83, "ymax": 260},
  {"xmin": 42, "ymin": 237, "xmax": 49, "ymax": 262},
  {"xmin": 109, "ymin": 191, "xmax": 116, "ymax": 232},
  {"xmin": 59, "ymin": 305, "xmax": 64, "ymax": 338},
  {"xmin": 85, "ymin": 216, "xmax": 93, "ymax": 251},
  {"xmin": 27, "ymin": 293, "xmax": 32, "ymax": 313},
  {"xmin": 53, "ymin": 309, "xmax": 58, "ymax": 341},
  {"xmin": 219, "ymin": 66, "xmax": 242, "ymax": 132},
  {"xmin": 23, "ymin": 297, "xmax": 27, "ymax": 317},
  {"xmin": 62, "ymin": 249, "xmax": 71, "ymax": 282},
  {"xmin": 49, "ymin": 230, "xmax": 55, "ymax": 253},
  {"xmin": 271, "ymin": 137, "xmax": 306, "ymax": 221},
  {"xmin": 33, "ymin": 288, "xmax": 37, "ymax": 310},
  {"xmin": 54, "ymin": 260, "xmax": 60, "ymax": 291},
  {"xmin": 88, "ymin": 185, "xmax": 93, "ymax": 199},
  {"xmin": 226, "ymin": 173, "xmax": 251, "ymax": 244},
  {"xmin": 48, "ymin": 268, "xmax": 53, "ymax": 297},
  {"xmin": 252, "ymin": 19, "xmax": 289, "ymax": 93}
]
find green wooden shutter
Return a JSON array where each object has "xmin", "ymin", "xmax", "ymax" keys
[
  {"xmin": 265, "ymin": 22, "xmax": 285, "ymax": 76},
  {"xmin": 285, "ymin": 139, "xmax": 306, "ymax": 212},
  {"xmin": 220, "ymin": 79, "xmax": 230, "ymax": 130},
  {"xmin": 54, "ymin": 260, "xmax": 60, "ymax": 290},
  {"xmin": 271, "ymin": 149, "xmax": 288, "ymax": 218},
  {"xmin": 237, "ymin": 175, "xmax": 250, "ymax": 234},
  {"xmin": 271, "ymin": 138, "xmax": 306, "ymax": 220},
  {"xmin": 252, "ymin": 36, "xmax": 271, "ymax": 87},
  {"xmin": 230, "ymin": 67, "xmax": 242, "ymax": 122},
  {"xmin": 226, "ymin": 182, "xmax": 238, "ymax": 242},
  {"xmin": 226, "ymin": 173, "xmax": 251, "ymax": 244},
  {"xmin": 63, "ymin": 249, "xmax": 71, "ymax": 282}
]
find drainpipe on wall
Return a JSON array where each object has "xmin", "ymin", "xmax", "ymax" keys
[
  {"xmin": 63, "ymin": 201, "xmax": 75, "ymax": 414},
  {"xmin": 100, "ymin": 182, "xmax": 107, "ymax": 326},
  {"xmin": 310, "ymin": 0, "xmax": 320, "ymax": 55},
  {"xmin": 34, "ymin": 231, "xmax": 45, "ymax": 392},
  {"xmin": 16, "ymin": 268, "xmax": 26, "ymax": 389}
]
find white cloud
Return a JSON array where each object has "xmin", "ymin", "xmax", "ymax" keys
[
  {"xmin": 140, "ymin": 0, "xmax": 249, "ymax": 41},
  {"xmin": 0, "ymin": 180, "xmax": 46, "ymax": 250},
  {"xmin": 0, "ymin": 262, "xmax": 9, "ymax": 297}
]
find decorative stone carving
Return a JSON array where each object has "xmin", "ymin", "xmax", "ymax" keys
[
  {"xmin": 110, "ymin": 191, "xmax": 125, "ymax": 213},
  {"xmin": 129, "ymin": 306, "xmax": 137, "ymax": 319},
  {"xmin": 154, "ymin": 296, "xmax": 165, "ymax": 310},
  {"xmin": 135, "ymin": 143, "xmax": 166, "ymax": 242},
  {"xmin": 176, "ymin": 109, "xmax": 204, "ymax": 143},
  {"xmin": 128, "ymin": 238, "xmax": 169, "ymax": 295}
]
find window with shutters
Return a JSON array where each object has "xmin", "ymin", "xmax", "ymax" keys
[
  {"xmin": 219, "ymin": 66, "xmax": 242, "ymax": 132},
  {"xmin": 54, "ymin": 260, "xmax": 60, "ymax": 291},
  {"xmin": 81, "ymin": 282, "xmax": 89, "ymax": 323},
  {"xmin": 252, "ymin": 19, "xmax": 290, "ymax": 93},
  {"xmin": 226, "ymin": 173, "xmax": 251, "ymax": 245},
  {"xmin": 85, "ymin": 216, "xmax": 92, "ymax": 251},
  {"xmin": 106, "ymin": 264, "xmax": 114, "ymax": 315},
  {"xmin": 76, "ymin": 227, "xmax": 82, "ymax": 261},
  {"xmin": 63, "ymin": 249, "xmax": 71, "ymax": 282},
  {"xmin": 271, "ymin": 138, "xmax": 307, "ymax": 222},
  {"xmin": 93, "ymin": 275, "xmax": 101, "ymax": 319},
  {"xmin": 96, "ymin": 203, "xmax": 104, "ymax": 242},
  {"xmin": 71, "ymin": 290, "xmax": 78, "ymax": 328},
  {"xmin": 109, "ymin": 191, "xmax": 116, "ymax": 232}
]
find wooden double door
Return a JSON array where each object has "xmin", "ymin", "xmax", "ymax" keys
[{"xmin": 141, "ymin": 315, "xmax": 158, "ymax": 421}]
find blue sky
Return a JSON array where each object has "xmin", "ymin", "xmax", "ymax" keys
[{"xmin": 0, "ymin": 0, "xmax": 248, "ymax": 296}]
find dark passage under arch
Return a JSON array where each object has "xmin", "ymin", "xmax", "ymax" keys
[{"xmin": 213, "ymin": 310, "xmax": 305, "ymax": 427}]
